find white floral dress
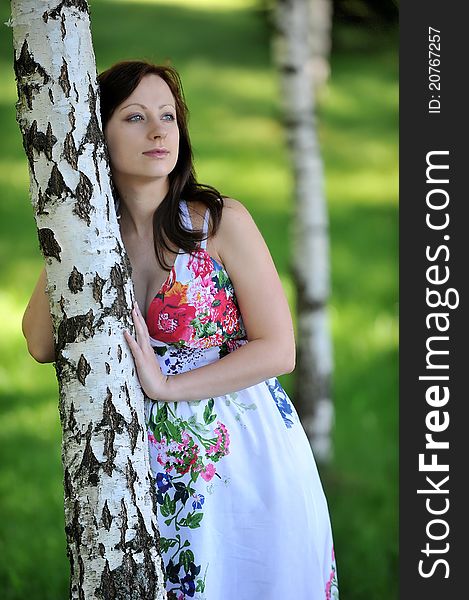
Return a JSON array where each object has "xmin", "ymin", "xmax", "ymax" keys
[{"xmin": 144, "ymin": 200, "xmax": 338, "ymax": 600}]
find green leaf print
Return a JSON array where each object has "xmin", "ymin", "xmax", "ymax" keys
[
  {"xmin": 187, "ymin": 512, "xmax": 204, "ymax": 529},
  {"xmin": 216, "ymin": 269, "xmax": 229, "ymax": 288},
  {"xmin": 159, "ymin": 537, "xmax": 177, "ymax": 553},
  {"xmin": 203, "ymin": 399, "xmax": 214, "ymax": 424},
  {"xmin": 180, "ymin": 549, "xmax": 195, "ymax": 572}
]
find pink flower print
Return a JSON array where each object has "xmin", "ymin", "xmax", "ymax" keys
[
  {"xmin": 223, "ymin": 300, "xmax": 239, "ymax": 334},
  {"xmin": 325, "ymin": 577, "xmax": 332, "ymax": 600},
  {"xmin": 148, "ymin": 431, "xmax": 157, "ymax": 445},
  {"xmin": 187, "ymin": 276, "xmax": 216, "ymax": 314},
  {"xmin": 200, "ymin": 463, "xmax": 216, "ymax": 482},
  {"xmin": 206, "ymin": 421, "xmax": 230, "ymax": 460},
  {"xmin": 159, "ymin": 266, "xmax": 176, "ymax": 296},
  {"xmin": 226, "ymin": 338, "xmax": 245, "ymax": 353},
  {"xmin": 191, "ymin": 330, "xmax": 224, "ymax": 349},
  {"xmin": 210, "ymin": 289, "xmax": 229, "ymax": 323},
  {"xmin": 188, "ymin": 249, "xmax": 214, "ymax": 278},
  {"xmin": 154, "ymin": 435, "xmax": 200, "ymax": 475},
  {"xmin": 147, "ymin": 298, "xmax": 196, "ymax": 344}
]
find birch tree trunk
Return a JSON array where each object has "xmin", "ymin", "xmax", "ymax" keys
[
  {"xmin": 308, "ymin": 0, "xmax": 333, "ymax": 93},
  {"xmin": 272, "ymin": 0, "xmax": 334, "ymax": 463},
  {"xmin": 10, "ymin": 1, "xmax": 166, "ymax": 597}
]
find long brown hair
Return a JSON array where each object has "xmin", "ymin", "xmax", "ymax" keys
[{"xmin": 98, "ymin": 60, "xmax": 224, "ymax": 269}]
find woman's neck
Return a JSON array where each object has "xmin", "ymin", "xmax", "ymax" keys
[{"xmin": 115, "ymin": 176, "xmax": 169, "ymax": 239}]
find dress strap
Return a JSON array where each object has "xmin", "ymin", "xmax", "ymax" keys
[
  {"xmin": 180, "ymin": 199, "xmax": 192, "ymax": 229},
  {"xmin": 181, "ymin": 199, "xmax": 210, "ymax": 250},
  {"xmin": 200, "ymin": 208, "xmax": 209, "ymax": 250}
]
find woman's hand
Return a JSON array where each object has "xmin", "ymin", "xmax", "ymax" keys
[{"xmin": 124, "ymin": 302, "xmax": 170, "ymax": 401}]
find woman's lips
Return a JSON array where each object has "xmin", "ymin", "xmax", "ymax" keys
[{"xmin": 143, "ymin": 148, "xmax": 169, "ymax": 158}]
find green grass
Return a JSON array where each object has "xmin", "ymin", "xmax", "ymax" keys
[{"xmin": 0, "ymin": 2, "xmax": 398, "ymax": 598}]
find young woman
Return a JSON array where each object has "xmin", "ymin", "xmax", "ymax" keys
[{"xmin": 23, "ymin": 60, "xmax": 338, "ymax": 600}]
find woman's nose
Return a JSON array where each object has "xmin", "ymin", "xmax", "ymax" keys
[{"xmin": 148, "ymin": 122, "xmax": 167, "ymax": 140}]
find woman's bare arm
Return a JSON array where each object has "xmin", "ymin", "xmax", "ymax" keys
[
  {"xmin": 22, "ymin": 268, "xmax": 56, "ymax": 363},
  {"xmin": 125, "ymin": 198, "xmax": 296, "ymax": 402}
]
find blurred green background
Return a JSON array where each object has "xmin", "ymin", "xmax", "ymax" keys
[{"xmin": 0, "ymin": 0, "xmax": 398, "ymax": 598}]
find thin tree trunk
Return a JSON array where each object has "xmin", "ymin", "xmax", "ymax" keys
[
  {"xmin": 308, "ymin": 0, "xmax": 333, "ymax": 92},
  {"xmin": 10, "ymin": 1, "xmax": 166, "ymax": 597},
  {"xmin": 273, "ymin": 0, "xmax": 334, "ymax": 463}
]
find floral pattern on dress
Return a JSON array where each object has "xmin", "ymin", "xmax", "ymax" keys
[
  {"xmin": 147, "ymin": 399, "xmax": 230, "ymax": 599},
  {"xmin": 325, "ymin": 546, "xmax": 339, "ymax": 600},
  {"xmin": 266, "ymin": 378, "xmax": 295, "ymax": 428},
  {"xmin": 147, "ymin": 248, "xmax": 246, "ymax": 352}
]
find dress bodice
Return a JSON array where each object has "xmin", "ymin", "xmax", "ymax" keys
[{"xmin": 146, "ymin": 200, "xmax": 246, "ymax": 353}]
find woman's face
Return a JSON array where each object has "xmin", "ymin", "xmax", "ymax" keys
[{"xmin": 104, "ymin": 74, "xmax": 180, "ymax": 188}]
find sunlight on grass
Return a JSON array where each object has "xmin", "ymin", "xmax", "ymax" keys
[
  {"xmin": 326, "ymin": 168, "xmax": 398, "ymax": 205},
  {"xmin": 0, "ymin": 398, "xmax": 59, "ymax": 444},
  {"xmin": 0, "ymin": 160, "xmax": 29, "ymax": 188},
  {"xmin": 101, "ymin": 0, "xmax": 256, "ymax": 10}
]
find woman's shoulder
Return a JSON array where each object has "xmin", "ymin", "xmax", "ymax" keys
[
  {"xmin": 187, "ymin": 196, "xmax": 252, "ymax": 233},
  {"xmin": 217, "ymin": 197, "xmax": 254, "ymax": 226},
  {"xmin": 212, "ymin": 198, "xmax": 265, "ymax": 261}
]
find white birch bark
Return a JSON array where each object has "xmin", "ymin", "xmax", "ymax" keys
[
  {"xmin": 308, "ymin": 0, "xmax": 333, "ymax": 92},
  {"xmin": 10, "ymin": 1, "xmax": 166, "ymax": 597},
  {"xmin": 273, "ymin": 0, "xmax": 334, "ymax": 462}
]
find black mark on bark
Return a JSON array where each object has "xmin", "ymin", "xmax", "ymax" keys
[
  {"xmin": 14, "ymin": 40, "xmax": 50, "ymax": 110},
  {"xmin": 60, "ymin": 13, "xmax": 66, "ymax": 39},
  {"xmin": 92, "ymin": 273, "xmax": 105, "ymax": 307},
  {"xmin": 115, "ymin": 498, "xmax": 128, "ymax": 552},
  {"xmin": 78, "ymin": 82, "xmax": 106, "ymax": 185},
  {"xmin": 76, "ymin": 354, "xmax": 91, "ymax": 385},
  {"xmin": 73, "ymin": 172, "xmax": 93, "ymax": 226},
  {"xmin": 110, "ymin": 264, "xmax": 127, "ymax": 319},
  {"xmin": 97, "ymin": 560, "xmax": 117, "ymax": 599},
  {"xmin": 101, "ymin": 500, "xmax": 113, "ymax": 531},
  {"xmin": 45, "ymin": 0, "xmax": 90, "ymax": 21},
  {"xmin": 117, "ymin": 345, "xmax": 122, "ymax": 363},
  {"xmin": 68, "ymin": 266, "xmax": 84, "ymax": 293},
  {"xmin": 38, "ymin": 228, "xmax": 61, "ymax": 261},
  {"xmin": 37, "ymin": 190, "xmax": 48, "ymax": 216},
  {"xmin": 69, "ymin": 106, "xmax": 76, "ymax": 130},
  {"xmin": 63, "ymin": 131, "xmax": 78, "ymax": 169},
  {"xmin": 56, "ymin": 309, "xmax": 94, "ymax": 353},
  {"xmin": 126, "ymin": 458, "xmax": 137, "ymax": 507},
  {"xmin": 98, "ymin": 545, "xmax": 161, "ymax": 599},
  {"xmin": 59, "ymin": 59, "xmax": 71, "ymax": 97},
  {"xmin": 24, "ymin": 121, "xmax": 57, "ymax": 169},
  {"xmin": 95, "ymin": 387, "xmax": 125, "ymax": 476},
  {"xmin": 98, "ymin": 543, "xmax": 106, "ymax": 558},
  {"xmin": 68, "ymin": 401, "xmax": 77, "ymax": 431},
  {"xmin": 64, "ymin": 498, "xmax": 85, "ymax": 554},
  {"xmin": 46, "ymin": 164, "xmax": 71, "ymax": 199},
  {"xmin": 127, "ymin": 405, "xmax": 140, "ymax": 455},
  {"xmin": 77, "ymin": 423, "xmax": 100, "ymax": 486},
  {"xmin": 64, "ymin": 467, "xmax": 73, "ymax": 500},
  {"xmin": 105, "ymin": 362, "xmax": 111, "ymax": 375}
]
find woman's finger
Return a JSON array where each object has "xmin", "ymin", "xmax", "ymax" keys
[
  {"xmin": 124, "ymin": 329, "xmax": 142, "ymax": 360},
  {"xmin": 133, "ymin": 303, "xmax": 152, "ymax": 351},
  {"xmin": 132, "ymin": 306, "xmax": 147, "ymax": 348}
]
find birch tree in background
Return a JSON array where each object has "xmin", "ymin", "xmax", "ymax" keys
[
  {"xmin": 10, "ymin": 1, "xmax": 166, "ymax": 597},
  {"xmin": 308, "ymin": 0, "xmax": 333, "ymax": 93},
  {"xmin": 272, "ymin": 0, "xmax": 334, "ymax": 462}
]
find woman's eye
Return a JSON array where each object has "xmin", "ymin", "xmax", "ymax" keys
[
  {"xmin": 127, "ymin": 114, "xmax": 144, "ymax": 122},
  {"xmin": 162, "ymin": 113, "xmax": 175, "ymax": 122}
]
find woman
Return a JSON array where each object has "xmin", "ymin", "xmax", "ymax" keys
[{"xmin": 22, "ymin": 60, "xmax": 338, "ymax": 600}]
